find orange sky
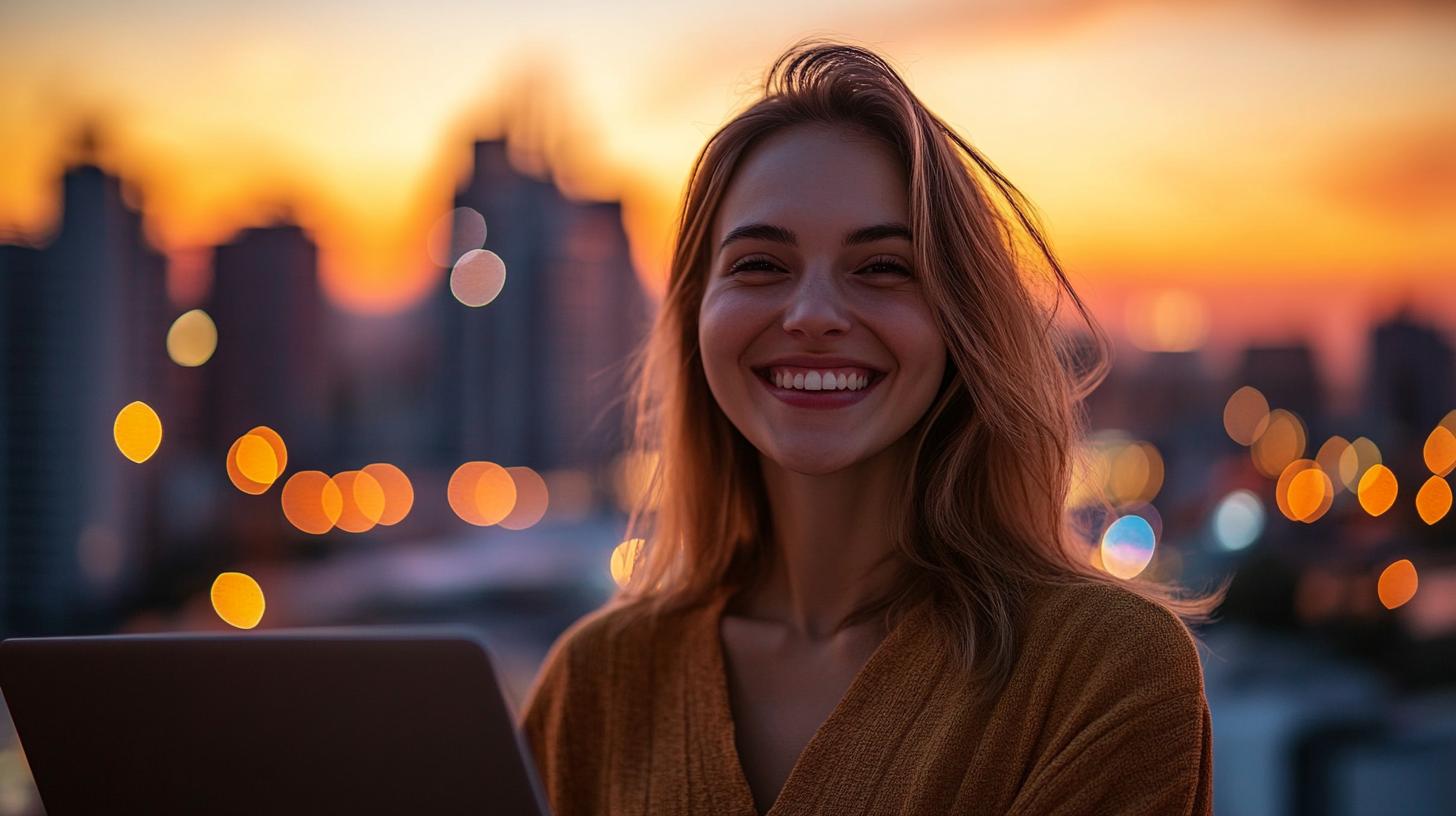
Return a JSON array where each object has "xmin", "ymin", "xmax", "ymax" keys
[{"xmin": 0, "ymin": 0, "xmax": 1452, "ymax": 346}]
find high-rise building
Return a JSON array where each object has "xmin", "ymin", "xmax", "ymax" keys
[
  {"xmin": 433, "ymin": 139, "xmax": 650, "ymax": 479},
  {"xmin": 0, "ymin": 160, "xmax": 168, "ymax": 635}
]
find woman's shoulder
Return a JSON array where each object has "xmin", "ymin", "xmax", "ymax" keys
[{"xmin": 1017, "ymin": 579, "xmax": 1208, "ymax": 702}]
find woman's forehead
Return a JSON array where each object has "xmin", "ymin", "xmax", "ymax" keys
[{"xmin": 714, "ymin": 125, "xmax": 909, "ymax": 244}]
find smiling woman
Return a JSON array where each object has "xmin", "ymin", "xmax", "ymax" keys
[{"xmin": 521, "ymin": 37, "xmax": 1226, "ymax": 816}]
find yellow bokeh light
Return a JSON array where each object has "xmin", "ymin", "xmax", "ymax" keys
[
  {"xmin": 1125, "ymin": 289, "xmax": 1208, "ymax": 352},
  {"xmin": 1222, "ymin": 386, "xmax": 1270, "ymax": 447},
  {"xmin": 611, "ymin": 538, "xmax": 645, "ymax": 587},
  {"xmin": 1314, "ymin": 436, "xmax": 1351, "ymax": 493},
  {"xmin": 1287, "ymin": 466, "xmax": 1333, "ymax": 523},
  {"xmin": 247, "ymin": 425, "xmax": 288, "ymax": 476},
  {"xmin": 1338, "ymin": 437, "xmax": 1382, "ymax": 491},
  {"xmin": 165, "ymin": 308, "xmax": 218, "ymax": 367},
  {"xmin": 474, "ymin": 463, "xmax": 518, "ymax": 526},
  {"xmin": 1424, "ymin": 425, "xmax": 1456, "ymax": 477},
  {"xmin": 235, "ymin": 433, "xmax": 279, "ymax": 484},
  {"xmin": 1377, "ymin": 559, "xmax": 1418, "ymax": 610},
  {"xmin": 113, "ymin": 401, "xmax": 163, "ymax": 463},
  {"xmin": 332, "ymin": 470, "xmax": 386, "ymax": 533},
  {"xmin": 211, "ymin": 571, "xmax": 265, "ymax": 629},
  {"xmin": 450, "ymin": 249, "xmax": 507, "ymax": 307},
  {"xmin": 1108, "ymin": 441, "xmax": 1163, "ymax": 506},
  {"xmin": 225, "ymin": 435, "xmax": 272, "ymax": 495},
  {"xmin": 1415, "ymin": 476, "xmax": 1452, "ymax": 525},
  {"xmin": 362, "ymin": 463, "xmax": 413, "ymax": 526},
  {"xmin": 1251, "ymin": 409, "xmax": 1306, "ymax": 478},
  {"xmin": 1357, "ymin": 464, "xmax": 1399, "ymax": 517},
  {"xmin": 500, "ymin": 466, "xmax": 550, "ymax": 530},
  {"xmin": 281, "ymin": 470, "xmax": 343, "ymax": 535},
  {"xmin": 448, "ymin": 462, "xmax": 492, "ymax": 525}
]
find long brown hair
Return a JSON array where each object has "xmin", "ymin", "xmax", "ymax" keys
[{"xmin": 607, "ymin": 37, "xmax": 1226, "ymax": 700}]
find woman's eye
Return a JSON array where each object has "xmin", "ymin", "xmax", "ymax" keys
[
  {"xmin": 728, "ymin": 258, "xmax": 783, "ymax": 276},
  {"xmin": 857, "ymin": 258, "xmax": 912, "ymax": 278}
]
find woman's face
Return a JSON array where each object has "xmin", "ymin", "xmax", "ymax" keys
[{"xmin": 699, "ymin": 123, "xmax": 947, "ymax": 475}]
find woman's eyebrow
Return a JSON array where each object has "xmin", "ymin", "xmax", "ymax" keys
[{"xmin": 717, "ymin": 221, "xmax": 911, "ymax": 252}]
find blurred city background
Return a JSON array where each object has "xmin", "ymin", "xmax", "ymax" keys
[{"xmin": 1, "ymin": 1, "xmax": 1453, "ymax": 814}]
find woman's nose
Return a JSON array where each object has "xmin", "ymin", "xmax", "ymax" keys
[{"xmin": 781, "ymin": 267, "xmax": 851, "ymax": 338}]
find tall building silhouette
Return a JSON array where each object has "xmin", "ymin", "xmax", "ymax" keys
[
  {"xmin": 433, "ymin": 139, "xmax": 650, "ymax": 479},
  {"xmin": 0, "ymin": 158, "xmax": 168, "ymax": 635},
  {"xmin": 200, "ymin": 221, "xmax": 333, "ymax": 561}
]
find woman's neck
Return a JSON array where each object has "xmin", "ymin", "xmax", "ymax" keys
[{"xmin": 734, "ymin": 440, "xmax": 909, "ymax": 641}]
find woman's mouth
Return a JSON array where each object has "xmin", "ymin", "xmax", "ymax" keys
[{"xmin": 750, "ymin": 365, "xmax": 886, "ymax": 408}]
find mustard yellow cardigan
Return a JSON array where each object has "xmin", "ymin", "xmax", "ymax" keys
[{"xmin": 520, "ymin": 580, "xmax": 1212, "ymax": 815}]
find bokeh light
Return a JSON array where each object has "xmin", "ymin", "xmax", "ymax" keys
[
  {"xmin": 426, "ymin": 206, "xmax": 487, "ymax": 267},
  {"xmin": 1212, "ymin": 489, "xmax": 1265, "ymax": 551},
  {"xmin": 1339, "ymin": 436, "xmax": 1383, "ymax": 491},
  {"xmin": 1099, "ymin": 514, "xmax": 1157, "ymax": 580},
  {"xmin": 113, "ymin": 400, "xmax": 162, "ymax": 463},
  {"xmin": 500, "ymin": 466, "xmax": 549, "ymax": 530},
  {"xmin": 225, "ymin": 435, "xmax": 272, "ymax": 495},
  {"xmin": 235, "ymin": 433, "xmax": 279, "ymax": 484},
  {"xmin": 1108, "ymin": 442, "xmax": 1165, "ymax": 506},
  {"xmin": 361, "ymin": 463, "xmax": 413, "ymax": 526},
  {"xmin": 1125, "ymin": 289, "xmax": 1208, "ymax": 352},
  {"xmin": 1222, "ymin": 386, "xmax": 1270, "ymax": 446},
  {"xmin": 449, "ymin": 248, "xmax": 507, "ymax": 308},
  {"xmin": 1251, "ymin": 409, "xmax": 1307, "ymax": 478},
  {"xmin": 448, "ymin": 461, "xmax": 516, "ymax": 526},
  {"xmin": 332, "ymin": 470, "xmax": 386, "ymax": 533},
  {"xmin": 165, "ymin": 308, "xmax": 217, "ymax": 367},
  {"xmin": 1275, "ymin": 459, "xmax": 1333, "ymax": 523},
  {"xmin": 1424, "ymin": 425, "xmax": 1456, "ymax": 477},
  {"xmin": 211, "ymin": 571, "xmax": 265, "ymax": 629},
  {"xmin": 1377, "ymin": 559, "xmax": 1419, "ymax": 610},
  {"xmin": 281, "ymin": 470, "xmax": 343, "ymax": 535},
  {"xmin": 611, "ymin": 538, "xmax": 645, "ymax": 587},
  {"xmin": 1314, "ymin": 436, "xmax": 1351, "ymax": 493},
  {"xmin": 474, "ymin": 463, "xmax": 517, "ymax": 526},
  {"xmin": 1357, "ymin": 464, "xmax": 1399, "ymax": 517},
  {"xmin": 1415, "ymin": 476, "xmax": 1452, "ymax": 525}
]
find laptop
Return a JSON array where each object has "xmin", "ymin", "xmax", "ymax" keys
[{"xmin": 0, "ymin": 627, "xmax": 553, "ymax": 815}]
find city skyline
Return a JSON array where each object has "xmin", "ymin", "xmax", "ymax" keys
[{"xmin": 0, "ymin": 2, "xmax": 1452, "ymax": 364}]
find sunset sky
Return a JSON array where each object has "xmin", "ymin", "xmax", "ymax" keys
[{"xmin": 1, "ymin": 0, "xmax": 1452, "ymax": 385}]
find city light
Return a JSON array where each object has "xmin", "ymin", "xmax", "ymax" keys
[
  {"xmin": 1099, "ymin": 514, "xmax": 1157, "ymax": 580},
  {"xmin": 1425, "ymin": 425, "xmax": 1456, "ymax": 478},
  {"xmin": 1377, "ymin": 559, "xmax": 1419, "ymax": 611},
  {"xmin": 1212, "ymin": 490, "xmax": 1265, "ymax": 551},
  {"xmin": 1222, "ymin": 386, "xmax": 1270, "ymax": 446},
  {"xmin": 1415, "ymin": 476, "xmax": 1452, "ymax": 526},
  {"xmin": 426, "ymin": 206, "xmax": 487, "ymax": 268},
  {"xmin": 210, "ymin": 571, "xmax": 266, "ymax": 629},
  {"xmin": 332, "ymin": 470, "xmax": 386, "ymax": 533},
  {"xmin": 449, "ymin": 248, "xmax": 508, "ymax": 307},
  {"xmin": 500, "ymin": 466, "xmax": 550, "ymax": 530},
  {"xmin": 165, "ymin": 308, "xmax": 218, "ymax": 367},
  {"xmin": 112, "ymin": 401, "xmax": 163, "ymax": 463},
  {"xmin": 280, "ymin": 470, "xmax": 344, "ymax": 535},
  {"xmin": 447, "ymin": 461, "xmax": 517, "ymax": 526},
  {"xmin": 1275, "ymin": 459, "xmax": 1333, "ymax": 523},
  {"xmin": 611, "ymin": 538, "xmax": 645, "ymax": 587},
  {"xmin": 1251, "ymin": 409, "xmax": 1307, "ymax": 478},
  {"xmin": 1357, "ymin": 464, "xmax": 1399, "ymax": 517},
  {"xmin": 361, "ymin": 463, "xmax": 414, "ymax": 526}
]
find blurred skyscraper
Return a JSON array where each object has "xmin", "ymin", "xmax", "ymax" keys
[
  {"xmin": 433, "ymin": 139, "xmax": 650, "ymax": 483},
  {"xmin": 0, "ymin": 149, "xmax": 168, "ymax": 636},
  {"xmin": 197, "ymin": 220, "xmax": 334, "ymax": 561}
]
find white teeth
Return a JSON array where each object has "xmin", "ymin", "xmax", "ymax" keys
[{"xmin": 767, "ymin": 367, "xmax": 877, "ymax": 392}]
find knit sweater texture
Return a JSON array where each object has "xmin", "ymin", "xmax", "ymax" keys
[{"xmin": 520, "ymin": 580, "xmax": 1213, "ymax": 815}]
